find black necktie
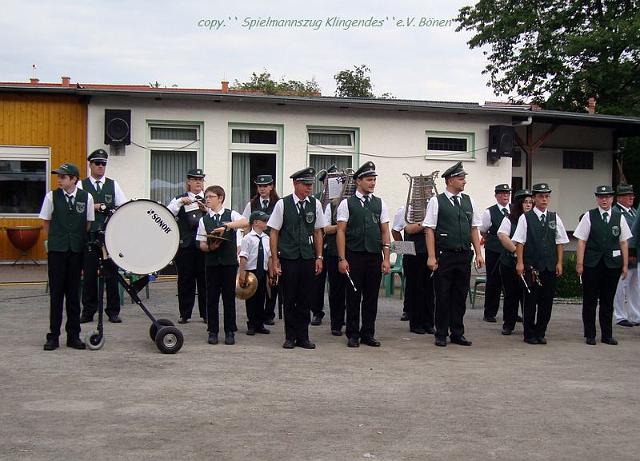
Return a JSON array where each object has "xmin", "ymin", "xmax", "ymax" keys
[
  {"xmin": 195, "ymin": 195, "xmax": 203, "ymax": 202},
  {"xmin": 213, "ymin": 214, "xmax": 220, "ymax": 227},
  {"xmin": 256, "ymin": 235, "xmax": 265, "ymax": 277},
  {"xmin": 502, "ymin": 208, "xmax": 509, "ymax": 216},
  {"xmin": 66, "ymin": 194, "xmax": 74, "ymax": 211},
  {"xmin": 297, "ymin": 201, "xmax": 305, "ymax": 215},
  {"xmin": 540, "ymin": 214, "xmax": 546, "ymax": 226},
  {"xmin": 603, "ymin": 212, "xmax": 609, "ymax": 224},
  {"xmin": 262, "ymin": 199, "xmax": 268, "ymax": 211},
  {"xmin": 363, "ymin": 195, "xmax": 370, "ymax": 208},
  {"xmin": 95, "ymin": 180, "xmax": 102, "ymax": 194},
  {"xmin": 452, "ymin": 196, "xmax": 460, "ymax": 207}
]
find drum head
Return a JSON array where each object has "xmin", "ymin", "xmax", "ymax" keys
[{"xmin": 104, "ymin": 199, "xmax": 179, "ymax": 274}]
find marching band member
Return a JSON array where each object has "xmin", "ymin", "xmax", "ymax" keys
[
  {"xmin": 337, "ymin": 161, "xmax": 391, "ymax": 348},
  {"xmin": 391, "ymin": 205, "xmax": 410, "ymax": 322},
  {"xmin": 513, "ymin": 183, "xmax": 569, "ymax": 345},
  {"xmin": 575, "ymin": 186, "xmax": 630, "ymax": 345},
  {"xmin": 40, "ymin": 163, "xmax": 95, "ymax": 350},
  {"xmin": 167, "ymin": 168, "xmax": 208, "ymax": 324},
  {"xmin": 267, "ymin": 168, "xmax": 325, "ymax": 349},
  {"xmin": 324, "ymin": 195, "xmax": 348, "ymax": 336},
  {"xmin": 424, "ymin": 162, "xmax": 484, "ymax": 347},
  {"xmin": 197, "ymin": 185, "xmax": 248, "ymax": 345},
  {"xmin": 79, "ymin": 149, "xmax": 127, "ymax": 324}
]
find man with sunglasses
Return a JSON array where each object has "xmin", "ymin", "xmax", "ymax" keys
[{"xmin": 79, "ymin": 149, "xmax": 127, "ymax": 324}]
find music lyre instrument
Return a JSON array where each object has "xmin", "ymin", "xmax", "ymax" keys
[
  {"xmin": 403, "ymin": 171, "xmax": 439, "ymax": 223},
  {"xmin": 317, "ymin": 166, "xmax": 357, "ymax": 220}
]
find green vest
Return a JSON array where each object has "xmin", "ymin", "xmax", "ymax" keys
[
  {"xmin": 584, "ymin": 209, "xmax": 623, "ymax": 269},
  {"xmin": 203, "ymin": 209, "xmax": 238, "ymax": 266},
  {"xmin": 613, "ymin": 203, "xmax": 637, "ymax": 229},
  {"xmin": 346, "ymin": 195, "xmax": 383, "ymax": 254},
  {"xmin": 82, "ymin": 177, "xmax": 116, "ymax": 232},
  {"xmin": 277, "ymin": 195, "xmax": 316, "ymax": 260},
  {"xmin": 523, "ymin": 210, "xmax": 558, "ymax": 272},
  {"xmin": 48, "ymin": 188, "xmax": 89, "ymax": 253},
  {"xmin": 325, "ymin": 202, "xmax": 338, "ymax": 257},
  {"xmin": 486, "ymin": 204, "xmax": 510, "ymax": 253},
  {"xmin": 175, "ymin": 193, "xmax": 205, "ymax": 249},
  {"xmin": 435, "ymin": 193, "xmax": 473, "ymax": 251}
]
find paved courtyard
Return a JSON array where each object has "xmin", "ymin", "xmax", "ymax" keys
[{"xmin": 1, "ymin": 277, "xmax": 639, "ymax": 460}]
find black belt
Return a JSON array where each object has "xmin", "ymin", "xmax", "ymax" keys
[{"xmin": 440, "ymin": 248, "xmax": 471, "ymax": 253}]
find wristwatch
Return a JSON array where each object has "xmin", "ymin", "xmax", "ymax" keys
[
  {"xmin": 316, "ymin": 255, "xmax": 324, "ymax": 260},
  {"xmin": 338, "ymin": 256, "xmax": 345, "ymax": 262}
]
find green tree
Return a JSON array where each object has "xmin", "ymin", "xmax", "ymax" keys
[
  {"xmin": 456, "ymin": 0, "xmax": 640, "ymax": 115},
  {"xmin": 232, "ymin": 71, "xmax": 320, "ymax": 96},
  {"xmin": 334, "ymin": 65, "xmax": 375, "ymax": 98}
]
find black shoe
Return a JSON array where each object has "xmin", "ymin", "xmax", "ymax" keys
[
  {"xmin": 296, "ymin": 340, "xmax": 316, "ymax": 349},
  {"xmin": 201, "ymin": 318, "xmax": 207, "ymax": 323},
  {"xmin": 107, "ymin": 315, "xmax": 122, "ymax": 323},
  {"xmin": 43, "ymin": 338, "xmax": 59, "ymax": 351},
  {"xmin": 347, "ymin": 337, "xmax": 360, "ymax": 348},
  {"xmin": 255, "ymin": 327, "xmax": 270, "ymax": 334},
  {"xmin": 66, "ymin": 338, "xmax": 86, "ymax": 350},
  {"xmin": 361, "ymin": 337, "xmax": 381, "ymax": 347},
  {"xmin": 264, "ymin": 318, "xmax": 275, "ymax": 326},
  {"xmin": 410, "ymin": 327, "xmax": 426, "ymax": 335},
  {"xmin": 537, "ymin": 337, "xmax": 547, "ymax": 345},
  {"xmin": 516, "ymin": 315, "xmax": 523, "ymax": 323},
  {"xmin": 400, "ymin": 312, "xmax": 409, "ymax": 321},
  {"xmin": 483, "ymin": 316, "xmax": 497, "ymax": 323},
  {"xmin": 79, "ymin": 314, "xmax": 93, "ymax": 324},
  {"xmin": 524, "ymin": 337, "xmax": 538, "ymax": 345},
  {"xmin": 425, "ymin": 326, "xmax": 435, "ymax": 335},
  {"xmin": 501, "ymin": 327, "xmax": 513, "ymax": 336},
  {"xmin": 331, "ymin": 329, "xmax": 343, "ymax": 336},
  {"xmin": 311, "ymin": 314, "xmax": 323, "ymax": 326},
  {"xmin": 585, "ymin": 337, "xmax": 596, "ymax": 345},
  {"xmin": 617, "ymin": 319, "xmax": 635, "ymax": 327},
  {"xmin": 435, "ymin": 337, "xmax": 447, "ymax": 347},
  {"xmin": 450, "ymin": 336, "xmax": 472, "ymax": 346},
  {"xmin": 225, "ymin": 332, "xmax": 235, "ymax": 345},
  {"xmin": 178, "ymin": 317, "xmax": 189, "ymax": 324},
  {"xmin": 246, "ymin": 327, "xmax": 255, "ymax": 335},
  {"xmin": 208, "ymin": 333, "xmax": 218, "ymax": 345},
  {"xmin": 602, "ymin": 337, "xmax": 618, "ymax": 345},
  {"xmin": 282, "ymin": 339, "xmax": 296, "ymax": 349}
]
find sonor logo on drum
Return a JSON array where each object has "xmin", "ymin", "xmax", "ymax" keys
[{"xmin": 147, "ymin": 209, "xmax": 173, "ymax": 234}]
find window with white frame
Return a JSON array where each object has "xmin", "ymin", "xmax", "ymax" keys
[
  {"xmin": 425, "ymin": 131, "xmax": 475, "ymax": 160},
  {"xmin": 0, "ymin": 146, "xmax": 50, "ymax": 216},
  {"xmin": 148, "ymin": 123, "xmax": 201, "ymax": 204},
  {"xmin": 307, "ymin": 129, "xmax": 356, "ymax": 194}
]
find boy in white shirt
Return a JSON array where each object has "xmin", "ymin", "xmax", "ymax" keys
[{"xmin": 238, "ymin": 211, "xmax": 272, "ymax": 335}]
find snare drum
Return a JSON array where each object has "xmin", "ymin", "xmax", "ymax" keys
[{"xmin": 104, "ymin": 199, "xmax": 179, "ymax": 274}]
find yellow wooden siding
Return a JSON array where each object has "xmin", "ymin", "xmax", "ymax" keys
[{"xmin": 0, "ymin": 93, "xmax": 87, "ymax": 261}]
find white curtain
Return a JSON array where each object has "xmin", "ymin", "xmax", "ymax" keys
[
  {"xmin": 150, "ymin": 150, "xmax": 196, "ymax": 204},
  {"xmin": 231, "ymin": 152, "xmax": 251, "ymax": 212}
]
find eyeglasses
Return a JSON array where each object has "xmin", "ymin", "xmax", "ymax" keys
[
  {"xmin": 92, "ymin": 161, "xmax": 107, "ymax": 166},
  {"xmin": 205, "ymin": 194, "xmax": 218, "ymax": 199},
  {"xmin": 522, "ymin": 200, "xmax": 534, "ymax": 204}
]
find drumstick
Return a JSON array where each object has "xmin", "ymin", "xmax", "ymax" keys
[
  {"xmin": 519, "ymin": 274, "xmax": 531, "ymax": 294},
  {"xmin": 579, "ymin": 275, "xmax": 582, "ymax": 286},
  {"xmin": 345, "ymin": 270, "xmax": 357, "ymax": 292}
]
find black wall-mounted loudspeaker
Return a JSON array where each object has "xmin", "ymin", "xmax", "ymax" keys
[
  {"xmin": 488, "ymin": 125, "xmax": 514, "ymax": 163},
  {"xmin": 104, "ymin": 109, "xmax": 131, "ymax": 145}
]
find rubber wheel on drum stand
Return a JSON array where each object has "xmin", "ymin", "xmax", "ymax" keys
[
  {"xmin": 86, "ymin": 330, "xmax": 105, "ymax": 350},
  {"xmin": 149, "ymin": 318, "xmax": 175, "ymax": 341},
  {"xmin": 155, "ymin": 326, "xmax": 183, "ymax": 354}
]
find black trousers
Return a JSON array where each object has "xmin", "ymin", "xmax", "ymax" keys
[
  {"xmin": 205, "ymin": 265, "xmax": 238, "ymax": 334},
  {"xmin": 82, "ymin": 242, "xmax": 120, "ymax": 318},
  {"xmin": 523, "ymin": 269, "xmax": 556, "ymax": 340},
  {"xmin": 280, "ymin": 258, "xmax": 315, "ymax": 342},
  {"xmin": 404, "ymin": 253, "xmax": 435, "ymax": 331},
  {"xmin": 47, "ymin": 251, "xmax": 83, "ymax": 340},
  {"xmin": 264, "ymin": 282, "xmax": 279, "ymax": 320},
  {"xmin": 582, "ymin": 261, "xmax": 620, "ymax": 340},
  {"xmin": 434, "ymin": 249, "xmax": 472, "ymax": 339},
  {"xmin": 175, "ymin": 246, "xmax": 206, "ymax": 320},
  {"xmin": 346, "ymin": 250, "xmax": 382, "ymax": 340},
  {"xmin": 326, "ymin": 255, "xmax": 347, "ymax": 331},
  {"xmin": 499, "ymin": 263, "xmax": 523, "ymax": 331},
  {"xmin": 483, "ymin": 250, "xmax": 503, "ymax": 319},
  {"xmin": 311, "ymin": 251, "xmax": 327, "ymax": 318},
  {"xmin": 245, "ymin": 270, "xmax": 267, "ymax": 329}
]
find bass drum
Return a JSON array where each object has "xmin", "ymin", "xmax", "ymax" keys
[{"xmin": 104, "ymin": 199, "xmax": 179, "ymax": 275}]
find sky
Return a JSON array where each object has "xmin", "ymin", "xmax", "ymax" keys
[{"xmin": 0, "ymin": 0, "xmax": 496, "ymax": 103}]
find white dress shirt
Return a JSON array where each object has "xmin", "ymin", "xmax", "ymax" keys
[
  {"xmin": 479, "ymin": 204, "xmax": 511, "ymax": 233},
  {"xmin": 196, "ymin": 208, "xmax": 245, "ymax": 242},
  {"xmin": 336, "ymin": 190, "xmax": 390, "ymax": 223},
  {"xmin": 267, "ymin": 195, "xmax": 326, "ymax": 230},
  {"xmin": 167, "ymin": 191, "xmax": 205, "ymax": 216},
  {"xmin": 392, "ymin": 206, "xmax": 407, "ymax": 232},
  {"xmin": 573, "ymin": 207, "xmax": 632, "ymax": 242},
  {"xmin": 39, "ymin": 187, "xmax": 95, "ymax": 222},
  {"xmin": 241, "ymin": 198, "xmax": 271, "ymax": 219},
  {"xmin": 239, "ymin": 230, "xmax": 271, "ymax": 270},
  {"xmin": 511, "ymin": 207, "xmax": 570, "ymax": 244},
  {"xmin": 422, "ymin": 190, "xmax": 482, "ymax": 229},
  {"xmin": 77, "ymin": 176, "xmax": 127, "ymax": 207}
]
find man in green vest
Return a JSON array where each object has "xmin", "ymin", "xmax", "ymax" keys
[
  {"xmin": 337, "ymin": 161, "xmax": 391, "ymax": 348},
  {"xmin": 196, "ymin": 185, "xmax": 248, "ymax": 345},
  {"xmin": 268, "ymin": 167, "xmax": 326, "ymax": 349},
  {"xmin": 575, "ymin": 185, "xmax": 631, "ymax": 345},
  {"xmin": 39, "ymin": 163, "xmax": 95, "ymax": 351},
  {"xmin": 424, "ymin": 162, "xmax": 484, "ymax": 347},
  {"xmin": 513, "ymin": 183, "xmax": 569, "ymax": 344},
  {"xmin": 479, "ymin": 183, "xmax": 512, "ymax": 323},
  {"xmin": 78, "ymin": 149, "xmax": 128, "ymax": 324}
]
